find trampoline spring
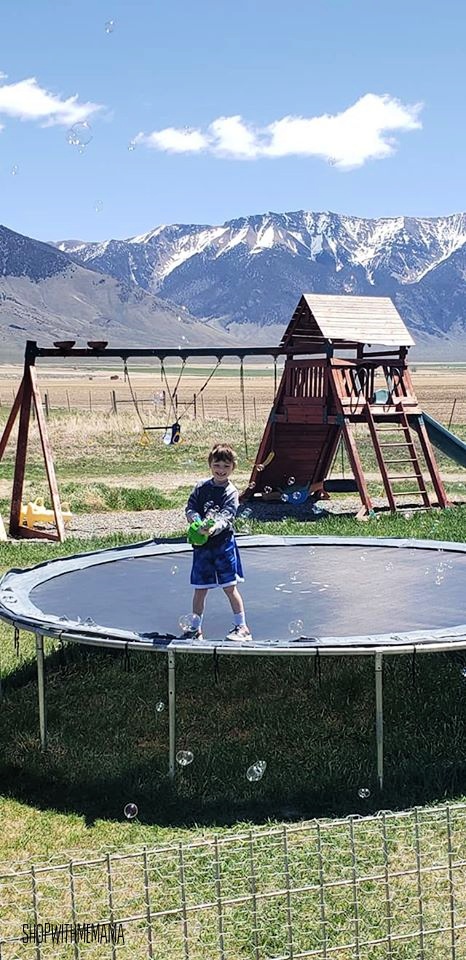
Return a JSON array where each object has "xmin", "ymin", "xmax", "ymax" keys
[
  {"xmin": 314, "ymin": 648, "xmax": 322, "ymax": 687},
  {"xmin": 123, "ymin": 643, "xmax": 131, "ymax": 673},
  {"xmin": 212, "ymin": 648, "xmax": 220, "ymax": 684},
  {"xmin": 411, "ymin": 648, "xmax": 417, "ymax": 687}
]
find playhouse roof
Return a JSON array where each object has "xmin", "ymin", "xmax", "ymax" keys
[{"xmin": 280, "ymin": 294, "xmax": 415, "ymax": 349}]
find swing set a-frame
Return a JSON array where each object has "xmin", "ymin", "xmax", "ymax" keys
[{"xmin": 0, "ymin": 295, "xmax": 450, "ymax": 541}]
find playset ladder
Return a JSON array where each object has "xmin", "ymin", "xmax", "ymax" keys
[{"xmin": 365, "ymin": 403, "xmax": 431, "ymax": 510}]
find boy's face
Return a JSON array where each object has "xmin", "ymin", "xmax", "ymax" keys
[{"xmin": 210, "ymin": 457, "xmax": 235, "ymax": 483}]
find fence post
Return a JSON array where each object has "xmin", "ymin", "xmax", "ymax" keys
[
  {"xmin": 44, "ymin": 392, "xmax": 50, "ymax": 419},
  {"xmin": 66, "ymin": 390, "xmax": 71, "ymax": 413},
  {"xmin": 253, "ymin": 396, "xmax": 257, "ymax": 420},
  {"xmin": 193, "ymin": 393, "xmax": 197, "ymax": 418},
  {"xmin": 448, "ymin": 398, "xmax": 457, "ymax": 430},
  {"xmin": 225, "ymin": 396, "xmax": 230, "ymax": 421},
  {"xmin": 111, "ymin": 390, "xmax": 117, "ymax": 415},
  {"xmin": 201, "ymin": 395, "xmax": 205, "ymax": 420}
]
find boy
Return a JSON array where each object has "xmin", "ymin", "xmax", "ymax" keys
[{"xmin": 185, "ymin": 443, "xmax": 252, "ymax": 641}]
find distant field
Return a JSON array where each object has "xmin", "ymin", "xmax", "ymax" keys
[{"xmin": 0, "ymin": 362, "xmax": 465, "ymax": 426}]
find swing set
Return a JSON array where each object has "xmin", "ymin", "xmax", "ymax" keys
[
  {"xmin": 0, "ymin": 340, "xmax": 283, "ymax": 541},
  {"xmin": 124, "ymin": 355, "xmax": 224, "ymax": 448},
  {"xmin": 0, "ymin": 294, "xmax": 451, "ymax": 541}
]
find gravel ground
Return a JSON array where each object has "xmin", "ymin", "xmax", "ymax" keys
[
  {"xmin": 4, "ymin": 493, "xmax": 465, "ymax": 542},
  {"xmin": 56, "ymin": 494, "xmax": 457, "ymax": 540}
]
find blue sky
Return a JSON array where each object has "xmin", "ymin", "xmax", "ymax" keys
[{"xmin": 0, "ymin": 0, "xmax": 465, "ymax": 242}]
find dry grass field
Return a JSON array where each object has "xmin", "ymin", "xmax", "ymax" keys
[
  {"xmin": 0, "ymin": 362, "xmax": 465, "ymax": 425},
  {"xmin": 0, "ymin": 362, "xmax": 464, "ymax": 509}
]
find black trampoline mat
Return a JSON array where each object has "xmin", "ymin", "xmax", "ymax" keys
[{"xmin": 28, "ymin": 542, "xmax": 466, "ymax": 643}]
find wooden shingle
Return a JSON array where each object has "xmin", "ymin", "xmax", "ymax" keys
[{"xmin": 281, "ymin": 294, "xmax": 415, "ymax": 348}]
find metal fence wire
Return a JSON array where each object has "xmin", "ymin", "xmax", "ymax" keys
[{"xmin": 2, "ymin": 803, "xmax": 466, "ymax": 959}]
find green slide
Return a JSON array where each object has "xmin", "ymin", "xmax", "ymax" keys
[{"xmin": 422, "ymin": 412, "xmax": 466, "ymax": 469}]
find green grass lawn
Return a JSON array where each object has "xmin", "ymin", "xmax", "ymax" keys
[
  {"xmin": 0, "ymin": 417, "xmax": 466, "ymax": 960},
  {"xmin": 1, "ymin": 506, "xmax": 466, "ymax": 865}
]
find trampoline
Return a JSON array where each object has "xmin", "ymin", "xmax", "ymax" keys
[{"xmin": 1, "ymin": 535, "xmax": 466, "ymax": 788}]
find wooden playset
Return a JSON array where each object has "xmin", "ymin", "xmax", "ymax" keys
[
  {"xmin": 242, "ymin": 294, "xmax": 450, "ymax": 518},
  {"xmin": 0, "ymin": 295, "xmax": 451, "ymax": 539}
]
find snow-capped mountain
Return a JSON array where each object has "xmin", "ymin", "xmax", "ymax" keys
[
  {"xmin": 0, "ymin": 225, "xmax": 232, "ymax": 360},
  {"xmin": 56, "ymin": 210, "xmax": 466, "ymax": 355}
]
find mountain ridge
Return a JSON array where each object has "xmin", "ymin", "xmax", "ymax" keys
[
  {"xmin": 54, "ymin": 209, "xmax": 466, "ymax": 356},
  {"xmin": 1, "ymin": 209, "xmax": 466, "ymax": 360}
]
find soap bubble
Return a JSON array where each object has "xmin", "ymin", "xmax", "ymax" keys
[
  {"xmin": 247, "ymin": 481, "xmax": 256, "ymax": 490},
  {"xmin": 264, "ymin": 485, "xmax": 272, "ymax": 494},
  {"xmin": 66, "ymin": 122, "xmax": 93, "ymax": 149},
  {"xmin": 288, "ymin": 619, "xmax": 304, "ymax": 637},
  {"xmin": 10, "ymin": 164, "xmax": 19, "ymax": 176},
  {"xmin": 385, "ymin": 561, "xmax": 394, "ymax": 571},
  {"xmin": 403, "ymin": 511, "xmax": 414, "ymax": 521},
  {"xmin": 170, "ymin": 565, "xmax": 178, "ymax": 576},
  {"xmin": 280, "ymin": 493, "xmax": 289, "ymax": 502},
  {"xmin": 176, "ymin": 750, "xmax": 194, "ymax": 767},
  {"xmin": 289, "ymin": 571, "xmax": 301, "ymax": 582},
  {"xmin": 292, "ymin": 491, "xmax": 301, "ymax": 501},
  {"xmin": 128, "ymin": 140, "xmax": 137, "ymax": 151},
  {"xmin": 287, "ymin": 477, "xmax": 296, "ymax": 485},
  {"xmin": 105, "ymin": 19, "xmax": 116, "ymax": 33},
  {"xmin": 155, "ymin": 701, "xmax": 165, "ymax": 713},
  {"xmin": 256, "ymin": 463, "xmax": 265, "ymax": 472},
  {"xmin": 179, "ymin": 614, "xmax": 196, "ymax": 632},
  {"xmin": 461, "ymin": 668, "xmax": 466, "ymax": 680},
  {"xmin": 246, "ymin": 760, "xmax": 267, "ymax": 782},
  {"xmin": 124, "ymin": 802, "xmax": 138, "ymax": 819},
  {"xmin": 358, "ymin": 787, "xmax": 370, "ymax": 799}
]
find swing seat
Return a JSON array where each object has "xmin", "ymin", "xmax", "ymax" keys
[{"xmin": 323, "ymin": 478, "xmax": 358, "ymax": 493}]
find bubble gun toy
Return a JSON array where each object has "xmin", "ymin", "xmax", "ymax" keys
[{"xmin": 187, "ymin": 518, "xmax": 215, "ymax": 546}]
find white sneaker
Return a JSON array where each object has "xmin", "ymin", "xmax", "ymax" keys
[
  {"xmin": 225, "ymin": 625, "xmax": 253, "ymax": 642},
  {"xmin": 182, "ymin": 628, "xmax": 203, "ymax": 641}
]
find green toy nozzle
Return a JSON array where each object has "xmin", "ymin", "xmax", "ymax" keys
[{"xmin": 187, "ymin": 518, "xmax": 215, "ymax": 546}]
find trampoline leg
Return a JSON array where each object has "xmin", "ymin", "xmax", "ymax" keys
[
  {"xmin": 375, "ymin": 653, "xmax": 383, "ymax": 791},
  {"xmin": 168, "ymin": 651, "xmax": 176, "ymax": 780},
  {"xmin": 35, "ymin": 633, "xmax": 47, "ymax": 751}
]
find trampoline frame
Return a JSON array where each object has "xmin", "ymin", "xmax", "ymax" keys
[{"xmin": 1, "ymin": 534, "xmax": 466, "ymax": 791}]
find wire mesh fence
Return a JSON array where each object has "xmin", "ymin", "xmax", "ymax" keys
[{"xmin": 2, "ymin": 803, "xmax": 466, "ymax": 959}]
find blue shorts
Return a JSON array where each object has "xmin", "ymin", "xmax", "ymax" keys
[{"xmin": 190, "ymin": 534, "xmax": 244, "ymax": 589}]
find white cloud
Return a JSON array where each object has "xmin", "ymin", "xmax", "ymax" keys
[
  {"xmin": 0, "ymin": 76, "xmax": 103, "ymax": 128},
  {"xmin": 135, "ymin": 126, "xmax": 208, "ymax": 153},
  {"xmin": 137, "ymin": 94, "xmax": 422, "ymax": 167}
]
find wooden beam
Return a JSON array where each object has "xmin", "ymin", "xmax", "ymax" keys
[
  {"xmin": 341, "ymin": 421, "xmax": 374, "ymax": 516},
  {"xmin": 414, "ymin": 416, "xmax": 451, "ymax": 508},
  {"xmin": 15, "ymin": 525, "xmax": 61, "ymax": 541},
  {"xmin": 30, "ymin": 366, "xmax": 66, "ymax": 542},
  {"xmin": 0, "ymin": 377, "xmax": 24, "ymax": 462},
  {"xmin": 9, "ymin": 371, "xmax": 32, "ymax": 537}
]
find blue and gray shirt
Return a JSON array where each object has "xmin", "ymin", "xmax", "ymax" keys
[{"xmin": 186, "ymin": 478, "xmax": 239, "ymax": 541}]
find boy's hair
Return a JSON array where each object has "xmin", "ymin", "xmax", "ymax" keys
[{"xmin": 208, "ymin": 443, "xmax": 237, "ymax": 467}]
